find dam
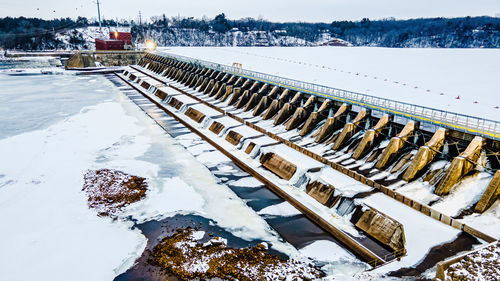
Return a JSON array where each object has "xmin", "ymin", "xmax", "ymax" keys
[{"xmin": 70, "ymin": 50, "xmax": 499, "ymax": 272}]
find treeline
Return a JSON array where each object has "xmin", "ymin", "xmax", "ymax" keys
[
  {"xmin": 1, "ymin": 14, "xmax": 500, "ymax": 49},
  {"xmin": 332, "ymin": 17, "xmax": 500, "ymax": 47},
  {"xmin": 0, "ymin": 16, "xmax": 119, "ymax": 49},
  {"xmin": 136, "ymin": 14, "xmax": 500, "ymax": 47}
]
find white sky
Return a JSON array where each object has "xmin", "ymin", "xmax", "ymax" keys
[{"xmin": 1, "ymin": 0, "xmax": 499, "ymax": 22}]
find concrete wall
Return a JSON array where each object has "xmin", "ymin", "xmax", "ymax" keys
[{"xmin": 65, "ymin": 51, "xmax": 144, "ymax": 69}]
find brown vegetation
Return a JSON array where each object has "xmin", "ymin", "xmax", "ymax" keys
[
  {"xmin": 148, "ymin": 228, "xmax": 323, "ymax": 281},
  {"xmin": 82, "ymin": 169, "xmax": 148, "ymax": 216}
]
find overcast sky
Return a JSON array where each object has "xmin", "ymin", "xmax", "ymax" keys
[{"xmin": 1, "ymin": 0, "xmax": 500, "ymax": 22}]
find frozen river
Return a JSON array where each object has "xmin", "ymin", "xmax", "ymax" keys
[{"xmin": 160, "ymin": 46, "xmax": 500, "ymax": 121}]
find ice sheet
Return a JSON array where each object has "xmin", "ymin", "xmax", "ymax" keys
[{"xmin": 160, "ymin": 47, "xmax": 500, "ymax": 121}]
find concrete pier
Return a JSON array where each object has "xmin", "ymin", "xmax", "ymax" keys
[
  {"xmin": 299, "ymin": 100, "xmax": 331, "ymax": 137},
  {"xmin": 306, "ymin": 181, "xmax": 338, "ymax": 207},
  {"xmin": 244, "ymin": 92, "xmax": 261, "ymax": 111},
  {"xmin": 355, "ymin": 208, "xmax": 406, "ymax": 253},
  {"xmin": 375, "ymin": 121, "xmax": 418, "ymax": 170},
  {"xmin": 435, "ymin": 136, "xmax": 484, "ymax": 195},
  {"xmin": 228, "ymin": 88, "xmax": 242, "ymax": 105},
  {"xmin": 403, "ymin": 128, "xmax": 447, "ymax": 181},
  {"xmin": 235, "ymin": 90, "xmax": 251, "ymax": 108},
  {"xmin": 475, "ymin": 170, "xmax": 500, "ymax": 212},
  {"xmin": 285, "ymin": 96, "xmax": 317, "ymax": 131},
  {"xmin": 315, "ymin": 103, "xmax": 350, "ymax": 143},
  {"xmin": 332, "ymin": 109, "xmax": 369, "ymax": 150},
  {"xmin": 352, "ymin": 115, "xmax": 392, "ymax": 160},
  {"xmin": 260, "ymin": 152, "xmax": 297, "ymax": 180}
]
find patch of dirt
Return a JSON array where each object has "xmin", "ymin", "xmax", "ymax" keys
[
  {"xmin": 147, "ymin": 227, "xmax": 324, "ymax": 281},
  {"xmin": 82, "ymin": 169, "xmax": 148, "ymax": 216}
]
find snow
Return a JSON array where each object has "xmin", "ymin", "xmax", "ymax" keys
[
  {"xmin": 258, "ymin": 202, "xmax": 302, "ymax": 217},
  {"xmin": 122, "ymin": 176, "xmax": 205, "ymax": 222},
  {"xmin": 301, "ymin": 240, "xmax": 368, "ymax": 281},
  {"xmin": 228, "ymin": 176, "xmax": 263, "ymax": 187},
  {"xmin": 300, "ymin": 240, "xmax": 356, "ymax": 263},
  {"xmin": 393, "ymin": 181, "xmax": 440, "ymax": 205},
  {"xmin": 431, "ymin": 172, "xmax": 492, "ymax": 217},
  {"xmin": 260, "ymin": 144, "xmax": 324, "ymax": 171},
  {"xmin": 0, "ymin": 102, "xmax": 149, "ymax": 281},
  {"xmin": 211, "ymin": 116, "xmax": 242, "ymax": 128},
  {"xmin": 155, "ymin": 85, "xmax": 174, "ymax": 94},
  {"xmin": 0, "ymin": 73, "xmax": 300, "ymax": 280},
  {"xmin": 188, "ymin": 103, "xmax": 224, "ymax": 118},
  {"xmin": 461, "ymin": 200, "xmax": 500, "ymax": 240},
  {"xmin": 361, "ymin": 193, "xmax": 461, "ymax": 273},
  {"xmin": 393, "ymin": 170, "xmax": 493, "ymax": 219},
  {"xmin": 166, "ymin": 92, "xmax": 199, "ymax": 105},
  {"xmin": 318, "ymin": 167, "xmax": 373, "ymax": 197},
  {"xmin": 226, "ymin": 123, "xmax": 263, "ymax": 138},
  {"xmin": 191, "ymin": 230, "xmax": 206, "ymax": 240},
  {"xmin": 159, "ymin": 47, "xmax": 500, "ymax": 121},
  {"xmin": 244, "ymin": 135, "xmax": 278, "ymax": 146}
]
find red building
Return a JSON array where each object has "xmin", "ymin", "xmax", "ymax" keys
[
  {"xmin": 95, "ymin": 32, "xmax": 133, "ymax": 50},
  {"xmin": 95, "ymin": 39, "xmax": 124, "ymax": 50},
  {"xmin": 109, "ymin": 32, "xmax": 132, "ymax": 45}
]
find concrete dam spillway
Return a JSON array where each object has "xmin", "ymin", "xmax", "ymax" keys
[{"xmin": 91, "ymin": 50, "xmax": 499, "ymax": 273}]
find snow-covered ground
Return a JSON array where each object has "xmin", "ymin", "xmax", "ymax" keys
[
  {"xmin": 159, "ymin": 46, "xmax": 500, "ymax": 121},
  {"xmin": 55, "ymin": 26, "xmax": 131, "ymax": 49}
]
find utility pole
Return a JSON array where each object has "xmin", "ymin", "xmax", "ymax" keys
[
  {"xmin": 138, "ymin": 11, "xmax": 142, "ymax": 26},
  {"xmin": 96, "ymin": 0, "xmax": 102, "ymax": 28}
]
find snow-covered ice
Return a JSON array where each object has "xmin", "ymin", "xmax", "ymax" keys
[
  {"xmin": 258, "ymin": 201, "xmax": 302, "ymax": 217},
  {"xmin": 160, "ymin": 46, "xmax": 500, "ymax": 121},
  {"xmin": 0, "ymin": 72, "xmax": 298, "ymax": 280}
]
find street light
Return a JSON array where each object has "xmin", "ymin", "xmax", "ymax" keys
[{"xmin": 145, "ymin": 39, "xmax": 156, "ymax": 51}]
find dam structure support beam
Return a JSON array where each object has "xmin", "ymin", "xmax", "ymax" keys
[
  {"xmin": 315, "ymin": 103, "xmax": 350, "ymax": 144},
  {"xmin": 352, "ymin": 114, "xmax": 392, "ymax": 160},
  {"xmin": 403, "ymin": 128, "xmax": 447, "ymax": 182},
  {"xmin": 299, "ymin": 100, "xmax": 332, "ymax": 137},
  {"xmin": 376, "ymin": 121, "xmax": 419, "ymax": 170},
  {"xmin": 332, "ymin": 108, "xmax": 369, "ymax": 150},
  {"xmin": 435, "ymin": 136, "xmax": 484, "ymax": 195},
  {"xmin": 475, "ymin": 170, "xmax": 500, "ymax": 213}
]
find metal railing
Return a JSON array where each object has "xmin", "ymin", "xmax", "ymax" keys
[{"xmin": 155, "ymin": 51, "xmax": 500, "ymax": 140}]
